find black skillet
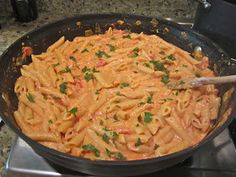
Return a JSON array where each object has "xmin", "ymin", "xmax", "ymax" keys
[{"xmin": 0, "ymin": 14, "xmax": 236, "ymax": 177}]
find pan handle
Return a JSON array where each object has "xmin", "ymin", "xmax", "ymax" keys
[{"xmin": 196, "ymin": 0, "xmax": 211, "ymax": 9}]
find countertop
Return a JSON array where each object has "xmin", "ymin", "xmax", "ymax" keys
[{"xmin": 0, "ymin": 0, "xmax": 197, "ymax": 175}]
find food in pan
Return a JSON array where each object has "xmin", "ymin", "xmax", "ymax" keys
[{"xmin": 14, "ymin": 28, "xmax": 220, "ymax": 160}]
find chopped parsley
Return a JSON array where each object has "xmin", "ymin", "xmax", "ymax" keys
[
  {"xmin": 167, "ymin": 54, "xmax": 176, "ymax": 61},
  {"xmin": 84, "ymin": 73, "xmax": 94, "ymax": 81},
  {"xmin": 120, "ymin": 82, "xmax": 130, "ymax": 88},
  {"xmin": 105, "ymin": 148, "xmax": 112, "ymax": 157},
  {"xmin": 81, "ymin": 48, "xmax": 89, "ymax": 53},
  {"xmin": 111, "ymin": 37, "xmax": 116, "ymax": 40},
  {"xmin": 114, "ymin": 152, "xmax": 126, "ymax": 160},
  {"xmin": 179, "ymin": 80, "xmax": 185, "ymax": 85},
  {"xmin": 82, "ymin": 144, "xmax": 100, "ymax": 157},
  {"xmin": 144, "ymin": 63, "xmax": 151, "ymax": 68},
  {"xmin": 159, "ymin": 51, "xmax": 165, "ymax": 55},
  {"xmin": 48, "ymin": 119, "xmax": 53, "ymax": 124},
  {"xmin": 95, "ymin": 50, "xmax": 103, "ymax": 58},
  {"xmin": 146, "ymin": 94, "xmax": 154, "ymax": 104},
  {"xmin": 150, "ymin": 60, "xmax": 166, "ymax": 72},
  {"xmin": 111, "ymin": 131, "xmax": 119, "ymax": 139},
  {"xmin": 69, "ymin": 56, "xmax": 76, "ymax": 62},
  {"xmin": 144, "ymin": 112, "xmax": 153, "ymax": 123},
  {"xmin": 133, "ymin": 47, "xmax": 139, "ymax": 52},
  {"xmin": 154, "ymin": 144, "xmax": 160, "ymax": 150},
  {"xmin": 107, "ymin": 44, "xmax": 116, "ymax": 52},
  {"xmin": 69, "ymin": 107, "xmax": 78, "ymax": 117},
  {"xmin": 82, "ymin": 66, "xmax": 99, "ymax": 82},
  {"xmin": 182, "ymin": 64, "xmax": 188, "ymax": 67},
  {"xmin": 60, "ymin": 66, "xmax": 71, "ymax": 73},
  {"xmin": 52, "ymin": 63, "xmax": 59, "ymax": 67},
  {"xmin": 59, "ymin": 82, "xmax": 68, "ymax": 94},
  {"xmin": 132, "ymin": 53, "xmax": 139, "ymax": 58},
  {"xmin": 95, "ymin": 90, "xmax": 100, "ymax": 95},
  {"xmin": 95, "ymin": 50, "xmax": 111, "ymax": 58},
  {"xmin": 26, "ymin": 93, "xmax": 35, "ymax": 103},
  {"xmin": 92, "ymin": 67, "xmax": 99, "ymax": 73},
  {"xmin": 161, "ymin": 74, "xmax": 170, "ymax": 84},
  {"xmin": 81, "ymin": 66, "xmax": 91, "ymax": 73},
  {"xmin": 135, "ymin": 138, "xmax": 142, "ymax": 147},
  {"xmin": 123, "ymin": 34, "xmax": 131, "ymax": 39},
  {"xmin": 102, "ymin": 133, "xmax": 110, "ymax": 144}
]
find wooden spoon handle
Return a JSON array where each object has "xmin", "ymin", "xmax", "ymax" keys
[{"xmin": 199, "ymin": 75, "xmax": 236, "ymax": 85}]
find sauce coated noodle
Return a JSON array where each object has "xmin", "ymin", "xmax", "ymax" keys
[{"xmin": 14, "ymin": 28, "xmax": 220, "ymax": 160}]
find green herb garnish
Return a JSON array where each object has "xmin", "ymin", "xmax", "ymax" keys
[
  {"xmin": 84, "ymin": 73, "xmax": 94, "ymax": 81},
  {"xmin": 69, "ymin": 107, "xmax": 78, "ymax": 117},
  {"xmin": 59, "ymin": 82, "xmax": 68, "ymax": 94},
  {"xmin": 144, "ymin": 63, "xmax": 151, "ymax": 68},
  {"xmin": 159, "ymin": 51, "xmax": 165, "ymax": 55},
  {"xmin": 81, "ymin": 48, "xmax": 89, "ymax": 53},
  {"xmin": 146, "ymin": 94, "xmax": 154, "ymax": 104},
  {"xmin": 48, "ymin": 120, "xmax": 53, "ymax": 124},
  {"xmin": 114, "ymin": 152, "xmax": 126, "ymax": 160},
  {"xmin": 167, "ymin": 54, "xmax": 176, "ymax": 61},
  {"xmin": 132, "ymin": 53, "xmax": 139, "ymax": 58},
  {"xmin": 120, "ymin": 82, "xmax": 130, "ymax": 88},
  {"xmin": 95, "ymin": 50, "xmax": 111, "ymax": 58},
  {"xmin": 95, "ymin": 50, "xmax": 103, "ymax": 58},
  {"xmin": 133, "ymin": 47, "xmax": 139, "ymax": 52},
  {"xmin": 107, "ymin": 44, "xmax": 116, "ymax": 52},
  {"xmin": 26, "ymin": 93, "xmax": 35, "ymax": 103},
  {"xmin": 111, "ymin": 132, "xmax": 119, "ymax": 139},
  {"xmin": 161, "ymin": 74, "xmax": 170, "ymax": 84},
  {"xmin": 69, "ymin": 56, "xmax": 76, "ymax": 62},
  {"xmin": 150, "ymin": 60, "xmax": 166, "ymax": 71},
  {"xmin": 102, "ymin": 133, "xmax": 110, "ymax": 144},
  {"xmin": 52, "ymin": 63, "xmax": 59, "ymax": 67},
  {"xmin": 60, "ymin": 66, "xmax": 71, "ymax": 73},
  {"xmin": 82, "ymin": 144, "xmax": 100, "ymax": 157},
  {"xmin": 144, "ymin": 112, "xmax": 153, "ymax": 123},
  {"xmin": 135, "ymin": 138, "xmax": 142, "ymax": 147},
  {"xmin": 82, "ymin": 66, "xmax": 90, "ymax": 73},
  {"xmin": 154, "ymin": 144, "xmax": 160, "ymax": 150},
  {"xmin": 105, "ymin": 148, "xmax": 112, "ymax": 157},
  {"xmin": 123, "ymin": 34, "xmax": 131, "ymax": 39}
]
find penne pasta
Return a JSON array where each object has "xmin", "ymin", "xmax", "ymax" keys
[{"xmin": 13, "ymin": 28, "xmax": 220, "ymax": 160}]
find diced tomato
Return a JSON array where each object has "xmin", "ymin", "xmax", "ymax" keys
[
  {"xmin": 195, "ymin": 56, "xmax": 209, "ymax": 70},
  {"xmin": 97, "ymin": 59, "xmax": 107, "ymax": 67},
  {"xmin": 22, "ymin": 46, "xmax": 32, "ymax": 58},
  {"xmin": 75, "ymin": 79, "xmax": 83, "ymax": 94}
]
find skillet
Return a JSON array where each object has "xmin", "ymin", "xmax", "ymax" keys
[{"xmin": 0, "ymin": 14, "xmax": 236, "ymax": 176}]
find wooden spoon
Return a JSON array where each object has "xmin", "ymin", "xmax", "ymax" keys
[{"xmin": 167, "ymin": 75, "xmax": 236, "ymax": 90}]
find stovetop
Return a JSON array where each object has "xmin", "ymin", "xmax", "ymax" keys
[
  {"xmin": 3, "ymin": 128, "xmax": 236, "ymax": 177},
  {"xmin": 3, "ymin": 19, "xmax": 236, "ymax": 177}
]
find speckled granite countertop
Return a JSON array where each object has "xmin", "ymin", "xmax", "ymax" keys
[{"xmin": 0, "ymin": 0, "xmax": 198, "ymax": 175}]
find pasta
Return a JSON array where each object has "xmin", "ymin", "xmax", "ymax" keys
[{"xmin": 14, "ymin": 28, "xmax": 220, "ymax": 160}]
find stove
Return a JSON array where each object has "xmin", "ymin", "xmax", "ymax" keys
[
  {"xmin": 2, "ymin": 19, "xmax": 236, "ymax": 177},
  {"xmin": 2, "ymin": 128, "xmax": 236, "ymax": 177}
]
